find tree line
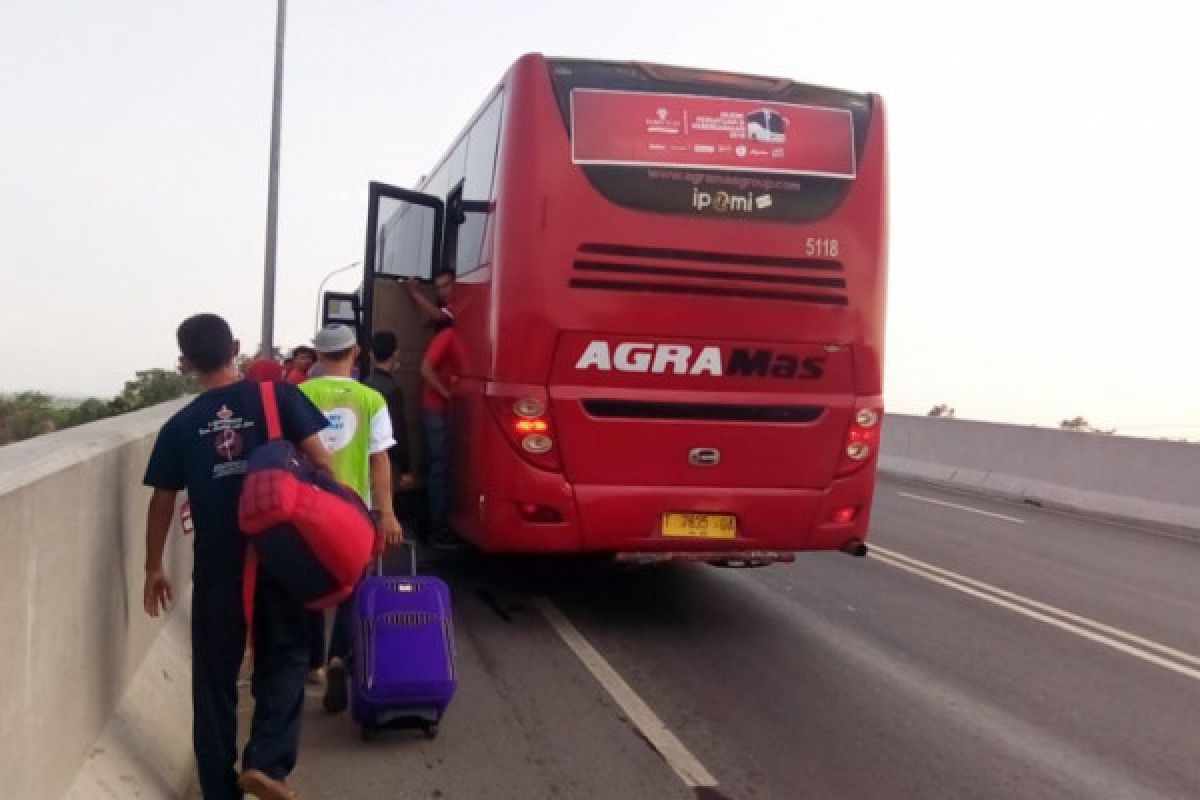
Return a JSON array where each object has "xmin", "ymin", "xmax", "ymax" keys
[{"xmin": 0, "ymin": 368, "xmax": 199, "ymax": 446}]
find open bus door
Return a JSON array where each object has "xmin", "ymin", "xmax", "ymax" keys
[{"xmin": 361, "ymin": 181, "xmax": 446, "ymax": 490}]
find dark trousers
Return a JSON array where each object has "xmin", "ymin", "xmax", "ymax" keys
[
  {"xmin": 307, "ymin": 598, "xmax": 354, "ymax": 666},
  {"xmin": 307, "ymin": 612, "xmax": 325, "ymax": 670},
  {"xmin": 192, "ymin": 571, "xmax": 309, "ymax": 800},
  {"xmin": 423, "ymin": 411, "xmax": 449, "ymax": 529}
]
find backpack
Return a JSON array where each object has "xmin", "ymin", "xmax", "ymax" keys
[{"xmin": 238, "ymin": 381, "xmax": 376, "ymax": 612}]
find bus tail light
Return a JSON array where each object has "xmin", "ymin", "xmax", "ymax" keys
[
  {"xmin": 837, "ymin": 406, "xmax": 882, "ymax": 476},
  {"xmin": 517, "ymin": 503, "xmax": 563, "ymax": 524},
  {"xmin": 487, "ymin": 390, "xmax": 562, "ymax": 471},
  {"xmin": 831, "ymin": 505, "xmax": 858, "ymax": 525}
]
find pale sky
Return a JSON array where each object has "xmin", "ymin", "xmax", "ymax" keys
[{"xmin": 2, "ymin": 0, "xmax": 1197, "ymax": 438}]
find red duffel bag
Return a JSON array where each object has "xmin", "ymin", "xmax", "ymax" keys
[{"xmin": 238, "ymin": 381, "xmax": 376, "ymax": 612}]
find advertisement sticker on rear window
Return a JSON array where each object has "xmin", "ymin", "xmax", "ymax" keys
[{"xmin": 570, "ymin": 89, "xmax": 856, "ymax": 179}]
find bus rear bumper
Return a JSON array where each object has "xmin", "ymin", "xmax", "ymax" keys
[
  {"xmin": 571, "ymin": 479, "xmax": 873, "ymax": 554},
  {"xmin": 474, "ymin": 467, "xmax": 876, "ymax": 555}
]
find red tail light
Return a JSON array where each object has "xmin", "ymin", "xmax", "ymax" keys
[
  {"xmin": 831, "ymin": 505, "xmax": 859, "ymax": 525},
  {"xmin": 487, "ymin": 388, "xmax": 562, "ymax": 471},
  {"xmin": 837, "ymin": 406, "xmax": 882, "ymax": 477},
  {"xmin": 517, "ymin": 503, "xmax": 564, "ymax": 523},
  {"xmin": 515, "ymin": 419, "xmax": 550, "ymax": 434}
]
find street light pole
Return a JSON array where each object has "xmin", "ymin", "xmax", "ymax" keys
[
  {"xmin": 315, "ymin": 261, "xmax": 362, "ymax": 331},
  {"xmin": 260, "ymin": 0, "xmax": 287, "ymax": 354}
]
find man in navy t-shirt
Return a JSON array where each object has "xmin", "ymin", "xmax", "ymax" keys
[{"xmin": 143, "ymin": 314, "xmax": 329, "ymax": 800}]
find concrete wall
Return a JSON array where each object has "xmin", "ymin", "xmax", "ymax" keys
[
  {"xmin": 0, "ymin": 400, "xmax": 195, "ymax": 800},
  {"xmin": 880, "ymin": 414, "xmax": 1200, "ymax": 530}
]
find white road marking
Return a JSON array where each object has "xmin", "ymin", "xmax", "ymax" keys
[
  {"xmin": 896, "ymin": 491, "xmax": 1026, "ymax": 524},
  {"xmin": 534, "ymin": 597, "xmax": 718, "ymax": 789},
  {"xmin": 871, "ymin": 546, "xmax": 1200, "ymax": 683},
  {"xmin": 874, "ymin": 546, "xmax": 1200, "ymax": 669}
]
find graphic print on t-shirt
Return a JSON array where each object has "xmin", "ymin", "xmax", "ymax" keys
[
  {"xmin": 197, "ymin": 403, "xmax": 256, "ymax": 479},
  {"xmin": 214, "ymin": 428, "xmax": 243, "ymax": 460},
  {"xmin": 318, "ymin": 406, "xmax": 359, "ymax": 453}
]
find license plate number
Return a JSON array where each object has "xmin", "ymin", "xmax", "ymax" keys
[{"xmin": 661, "ymin": 513, "xmax": 737, "ymax": 539}]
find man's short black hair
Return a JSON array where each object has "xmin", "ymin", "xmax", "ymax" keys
[
  {"xmin": 177, "ymin": 314, "xmax": 235, "ymax": 373},
  {"xmin": 371, "ymin": 331, "xmax": 398, "ymax": 361}
]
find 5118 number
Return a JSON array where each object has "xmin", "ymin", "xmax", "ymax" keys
[{"xmin": 805, "ymin": 237, "xmax": 840, "ymax": 258}]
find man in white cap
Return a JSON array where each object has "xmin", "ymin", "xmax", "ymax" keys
[{"xmin": 300, "ymin": 324, "xmax": 403, "ymax": 714}]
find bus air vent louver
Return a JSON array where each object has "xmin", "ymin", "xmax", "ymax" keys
[
  {"xmin": 582, "ymin": 399, "xmax": 825, "ymax": 423},
  {"xmin": 571, "ymin": 244, "xmax": 848, "ymax": 306}
]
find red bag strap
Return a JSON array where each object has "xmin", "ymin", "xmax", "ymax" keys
[
  {"xmin": 258, "ymin": 381, "xmax": 283, "ymax": 440},
  {"xmin": 244, "ymin": 380, "xmax": 281, "ymax": 655},
  {"xmin": 243, "ymin": 548, "xmax": 258, "ymax": 656}
]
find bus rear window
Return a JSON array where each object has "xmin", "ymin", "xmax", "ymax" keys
[{"xmin": 549, "ymin": 59, "xmax": 873, "ymax": 223}]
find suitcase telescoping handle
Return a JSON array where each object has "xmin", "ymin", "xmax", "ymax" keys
[{"xmin": 372, "ymin": 540, "xmax": 417, "ymax": 578}]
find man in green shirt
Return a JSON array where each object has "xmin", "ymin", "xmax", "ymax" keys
[{"xmin": 301, "ymin": 324, "xmax": 403, "ymax": 714}]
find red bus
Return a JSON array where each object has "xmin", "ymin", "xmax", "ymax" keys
[{"xmin": 360, "ymin": 54, "xmax": 886, "ymax": 565}]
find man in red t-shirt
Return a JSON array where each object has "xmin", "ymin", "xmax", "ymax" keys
[{"xmin": 419, "ymin": 318, "xmax": 460, "ymax": 548}]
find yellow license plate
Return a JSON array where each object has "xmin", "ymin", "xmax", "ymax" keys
[{"xmin": 661, "ymin": 513, "xmax": 738, "ymax": 539}]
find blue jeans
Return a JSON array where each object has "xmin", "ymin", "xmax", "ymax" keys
[{"xmin": 423, "ymin": 411, "xmax": 449, "ymax": 529}]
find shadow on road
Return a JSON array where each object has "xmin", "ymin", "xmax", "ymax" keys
[{"xmin": 419, "ymin": 549, "xmax": 771, "ymax": 639}]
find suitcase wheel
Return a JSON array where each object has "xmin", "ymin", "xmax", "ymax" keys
[
  {"xmin": 360, "ymin": 724, "xmax": 379, "ymax": 742},
  {"xmin": 423, "ymin": 722, "xmax": 439, "ymax": 739}
]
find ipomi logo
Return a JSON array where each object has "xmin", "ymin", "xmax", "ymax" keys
[{"xmin": 692, "ymin": 188, "xmax": 774, "ymax": 214}]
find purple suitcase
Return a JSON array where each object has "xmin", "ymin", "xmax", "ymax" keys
[{"xmin": 349, "ymin": 547, "xmax": 456, "ymax": 740}]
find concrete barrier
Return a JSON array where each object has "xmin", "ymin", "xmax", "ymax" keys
[
  {"xmin": 0, "ymin": 400, "xmax": 195, "ymax": 800},
  {"xmin": 880, "ymin": 414, "xmax": 1200, "ymax": 531}
]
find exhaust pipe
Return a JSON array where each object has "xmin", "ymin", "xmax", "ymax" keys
[{"xmin": 840, "ymin": 539, "xmax": 869, "ymax": 558}]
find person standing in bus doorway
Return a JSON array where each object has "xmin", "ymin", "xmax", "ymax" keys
[
  {"xmin": 300, "ymin": 324, "xmax": 404, "ymax": 714},
  {"xmin": 420, "ymin": 316, "xmax": 461, "ymax": 549},
  {"xmin": 142, "ymin": 314, "xmax": 331, "ymax": 800},
  {"xmin": 405, "ymin": 273, "xmax": 455, "ymax": 325}
]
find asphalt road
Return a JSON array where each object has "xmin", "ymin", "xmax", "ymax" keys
[{"xmin": 287, "ymin": 476, "xmax": 1200, "ymax": 800}]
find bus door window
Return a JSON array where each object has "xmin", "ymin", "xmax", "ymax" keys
[
  {"xmin": 363, "ymin": 182, "xmax": 446, "ymax": 487},
  {"xmin": 374, "ymin": 194, "xmax": 440, "ymax": 281}
]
